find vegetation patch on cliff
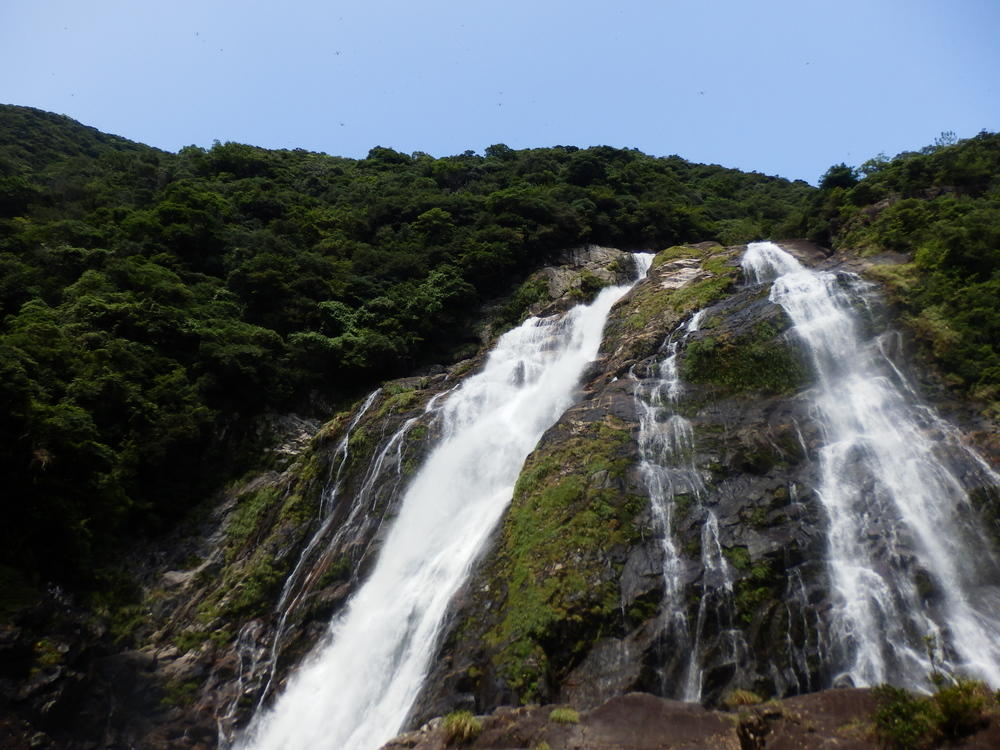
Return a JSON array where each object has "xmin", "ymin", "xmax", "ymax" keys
[
  {"xmin": 806, "ymin": 131, "xmax": 1000, "ymax": 417},
  {"xmin": 680, "ymin": 321, "xmax": 809, "ymax": 395},
  {"xmin": 622, "ymin": 244, "xmax": 740, "ymax": 333},
  {"xmin": 480, "ymin": 417, "xmax": 645, "ymax": 701}
]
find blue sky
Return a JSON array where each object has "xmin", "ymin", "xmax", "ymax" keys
[{"xmin": 2, "ymin": 0, "xmax": 998, "ymax": 183}]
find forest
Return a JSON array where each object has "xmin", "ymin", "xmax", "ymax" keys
[{"xmin": 0, "ymin": 103, "xmax": 996, "ymax": 608}]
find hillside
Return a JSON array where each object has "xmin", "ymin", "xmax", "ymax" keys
[
  {"xmin": 1, "ymin": 108, "xmax": 999, "ymax": 750},
  {"xmin": 0, "ymin": 103, "xmax": 813, "ymax": 591}
]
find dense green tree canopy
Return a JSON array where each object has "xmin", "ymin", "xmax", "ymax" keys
[
  {"xmin": 807, "ymin": 131, "xmax": 1000, "ymax": 409},
  {"xmin": 3, "ymin": 104, "xmax": 996, "ymax": 596}
]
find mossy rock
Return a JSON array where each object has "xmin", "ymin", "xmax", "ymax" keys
[
  {"xmin": 621, "ymin": 247, "xmax": 739, "ymax": 334},
  {"xmin": 481, "ymin": 417, "xmax": 643, "ymax": 701},
  {"xmin": 680, "ymin": 321, "xmax": 810, "ymax": 395}
]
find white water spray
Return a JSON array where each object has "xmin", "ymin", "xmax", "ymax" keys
[
  {"xmin": 743, "ymin": 241, "xmax": 1000, "ymax": 689},
  {"xmin": 633, "ymin": 308, "xmax": 742, "ymax": 701},
  {"xmin": 239, "ymin": 256, "xmax": 652, "ymax": 750}
]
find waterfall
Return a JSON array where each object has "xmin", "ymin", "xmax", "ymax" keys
[
  {"xmin": 742, "ymin": 241, "xmax": 1000, "ymax": 689},
  {"xmin": 634, "ymin": 309, "xmax": 743, "ymax": 701},
  {"xmin": 238, "ymin": 255, "xmax": 653, "ymax": 750}
]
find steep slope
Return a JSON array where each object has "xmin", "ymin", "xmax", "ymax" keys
[
  {"xmin": 4, "ymin": 240, "xmax": 999, "ymax": 750},
  {"xmin": 0, "ymin": 104, "xmax": 151, "ymax": 173},
  {"xmin": 0, "ymin": 105, "xmax": 815, "ymax": 599},
  {"xmin": 0, "ymin": 248, "xmax": 641, "ymax": 750},
  {"xmin": 3, "ymin": 112, "xmax": 999, "ymax": 749},
  {"xmin": 410, "ymin": 239, "xmax": 1000, "ymax": 726}
]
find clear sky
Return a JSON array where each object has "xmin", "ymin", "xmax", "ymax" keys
[{"xmin": 2, "ymin": 0, "xmax": 998, "ymax": 183}]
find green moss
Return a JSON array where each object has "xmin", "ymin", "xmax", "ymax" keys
[
  {"xmin": 225, "ymin": 552, "xmax": 288, "ymax": 617},
  {"xmin": 316, "ymin": 555, "xmax": 352, "ymax": 587},
  {"xmin": 625, "ymin": 248, "xmax": 738, "ymax": 332},
  {"xmin": 442, "ymin": 710, "xmax": 483, "ymax": 744},
  {"xmin": 208, "ymin": 627, "xmax": 233, "ymax": 648},
  {"xmin": 33, "ymin": 638, "xmax": 64, "ymax": 668},
  {"xmin": 482, "ymin": 419, "xmax": 639, "ymax": 700},
  {"xmin": 226, "ymin": 484, "xmax": 282, "ymax": 552},
  {"xmin": 549, "ymin": 707, "xmax": 580, "ymax": 724},
  {"xmin": 672, "ymin": 493, "xmax": 695, "ymax": 525},
  {"xmin": 724, "ymin": 546, "xmax": 751, "ymax": 570},
  {"xmin": 651, "ymin": 244, "xmax": 706, "ymax": 269},
  {"xmin": 374, "ymin": 386, "xmax": 422, "ymax": 420},
  {"xmin": 568, "ymin": 268, "xmax": 609, "ymax": 302},
  {"xmin": 278, "ymin": 491, "xmax": 312, "ymax": 525},
  {"xmin": 174, "ymin": 630, "xmax": 209, "ymax": 652},
  {"xmin": 623, "ymin": 284, "xmax": 682, "ymax": 332},
  {"xmin": 745, "ymin": 504, "xmax": 769, "ymax": 527},
  {"xmin": 731, "ymin": 557, "xmax": 780, "ymax": 625},
  {"xmin": 681, "ymin": 321, "xmax": 809, "ymax": 395},
  {"xmin": 347, "ymin": 424, "xmax": 370, "ymax": 453},
  {"xmin": 162, "ymin": 677, "xmax": 201, "ymax": 707}
]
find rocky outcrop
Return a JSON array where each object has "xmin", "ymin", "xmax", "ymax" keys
[
  {"xmin": 383, "ymin": 688, "xmax": 1000, "ymax": 750},
  {"xmin": 409, "ymin": 242, "xmax": 816, "ymax": 721},
  {"xmin": 4, "ymin": 240, "xmax": 998, "ymax": 749},
  {"xmin": 408, "ymin": 238, "xmax": 1000, "ymax": 728},
  {"xmin": 0, "ymin": 244, "xmax": 653, "ymax": 749}
]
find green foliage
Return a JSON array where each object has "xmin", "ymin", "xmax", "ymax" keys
[
  {"xmin": 442, "ymin": 710, "xmax": 483, "ymax": 745},
  {"xmin": 722, "ymin": 689, "xmax": 763, "ymax": 709},
  {"xmin": 493, "ymin": 276, "xmax": 551, "ymax": 332},
  {"xmin": 872, "ymin": 677, "xmax": 995, "ymax": 749},
  {"xmin": 872, "ymin": 685, "xmax": 938, "ymax": 750},
  {"xmin": 805, "ymin": 131, "xmax": 1000, "ymax": 411},
  {"xmin": 819, "ymin": 163, "xmax": 859, "ymax": 191},
  {"xmin": 681, "ymin": 322, "xmax": 809, "ymax": 394},
  {"xmin": 548, "ymin": 707, "xmax": 580, "ymax": 724},
  {"xmin": 0, "ymin": 103, "xmax": 812, "ymax": 593}
]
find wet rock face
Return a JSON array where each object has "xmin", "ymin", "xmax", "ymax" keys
[
  {"xmin": 0, "ymin": 247, "xmax": 660, "ymax": 749},
  {"xmin": 412, "ymin": 242, "xmax": 834, "ymax": 720},
  {"xmin": 10, "ymin": 240, "xmax": 999, "ymax": 748},
  {"xmin": 414, "ymin": 239, "xmax": 1000, "ymax": 723}
]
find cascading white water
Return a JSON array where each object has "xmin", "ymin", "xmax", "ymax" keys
[
  {"xmin": 250, "ymin": 390, "xmax": 425, "ymax": 716},
  {"xmin": 633, "ymin": 312, "xmax": 704, "ymax": 661},
  {"xmin": 743, "ymin": 241, "xmax": 1000, "ymax": 689},
  {"xmin": 238, "ymin": 256, "xmax": 652, "ymax": 750},
  {"xmin": 633, "ymin": 309, "xmax": 741, "ymax": 701}
]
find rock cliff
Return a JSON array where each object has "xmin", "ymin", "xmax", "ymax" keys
[{"xmin": 3, "ymin": 242, "xmax": 998, "ymax": 749}]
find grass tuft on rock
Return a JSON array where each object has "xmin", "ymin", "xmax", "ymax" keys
[
  {"xmin": 442, "ymin": 710, "xmax": 483, "ymax": 745},
  {"xmin": 723, "ymin": 689, "xmax": 764, "ymax": 709},
  {"xmin": 549, "ymin": 707, "xmax": 580, "ymax": 724},
  {"xmin": 871, "ymin": 677, "xmax": 996, "ymax": 750}
]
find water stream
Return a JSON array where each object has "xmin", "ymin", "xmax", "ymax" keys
[
  {"xmin": 633, "ymin": 309, "xmax": 742, "ymax": 701},
  {"xmin": 238, "ymin": 255, "xmax": 652, "ymax": 750},
  {"xmin": 743, "ymin": 241, "xmax": 1000, "ymax": 689}
]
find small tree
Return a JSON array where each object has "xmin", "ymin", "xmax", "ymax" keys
[{"xmin": 818, "ymin": 162, "xmax": 858, "ymax": 190}]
